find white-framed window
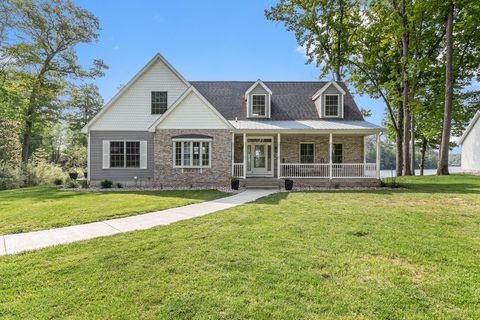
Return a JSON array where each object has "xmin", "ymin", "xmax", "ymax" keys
[
  {"xmin": 105, "ymin": 140, "xmax": 147, "ymax": 169},
  {"xmin": 299, "ymin": 143, "xmax": 315, "ymax": 163},
  {"xmin": 173, "ymin": 139, "xmax": 212, "ymax": 168},
  {"xmin": 151, "ymin": 91, "xmax": 168, "ymax": 114},
  {"xmin": 251, "ymin": 94, "xmax": 266, "ymax": 116},
  {"xmin": 324, "ymin": 94, "xmax": 340, "ymax": 117}
]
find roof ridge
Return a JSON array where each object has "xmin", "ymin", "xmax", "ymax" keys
[{"xmin": 190, "ymin": 80, "xmax": 329, "ymax": 83}]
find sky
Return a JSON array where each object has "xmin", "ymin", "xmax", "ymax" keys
[{"xmin": 76, "ymin": 0, "xmax": 386, "ymax": 126}]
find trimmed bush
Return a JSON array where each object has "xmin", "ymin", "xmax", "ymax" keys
[
  {"xmin": 53, "ymin": 178, "xmax": 63, "ymax": 186},
  {"xmin": 80, "ymin": 180, "xmax": 89, "ymax": 189},
  {"xmin": 100, "ymin": 180, "xmax": 113, "ymax": 189}
]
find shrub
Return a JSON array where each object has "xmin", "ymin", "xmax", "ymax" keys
[
  {"xmin": 116, "ymin": 183, "xmax": 123, "ymax": 188},
  {"xmin": 0, "ymin": 161, "xmax": 23, "ymax": 190},
  {"xmin": 24, "ymin": 160, "xmax": 67, "ymax": 187},
  {"xmin": 53, "ymin": 178, "xmax": 63, "ymax": 186},
  {"xmin": 64, "ymin": 179, "xmax": 79, "ymax": 189},
  {"xmin": 80, "ymin": 180, "xmax": 89, "ymax": 189},
  {"xmin": 100, "ymin": 180, "xmax": 113, "ymax": 189}
]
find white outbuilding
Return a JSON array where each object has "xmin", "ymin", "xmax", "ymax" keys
[{"xmin": 460, "ymin": 111, "xmax": 480, "ymax": 172}]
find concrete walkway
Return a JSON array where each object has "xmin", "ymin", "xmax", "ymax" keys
[{"xmin": 1, "ymin": 189, "xmax": 277, "ymax": 256}]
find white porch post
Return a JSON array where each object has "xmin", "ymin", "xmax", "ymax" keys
[
  {"xmin": 243, "ymin": 133, "xmax": 247, "ymax": 179},
  {"xmin": 231, "ymin": 132, "xmax": 235, "ymax": 177},
  {"xmin": 277, "ymin": 133, "xmax": 281, "ymax": 179},
  {"xmin": 329, "ymin": 133, "xmax": 333, "ymax": 179},
  {"xmin": 376, "ymin": 133, "xmax": 381, "ymax": 179}
]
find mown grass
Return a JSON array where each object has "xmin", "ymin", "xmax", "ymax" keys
[
  {"xmin": 0, "ymin": 187, "xmax": 227, "ymax": 234},
  {"xmin": 1, "ymin": 175, "xmax": 479, "ymax": 319}
]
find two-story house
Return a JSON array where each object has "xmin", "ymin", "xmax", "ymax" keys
[{"xmin": 81, "ymin": 53, "xmax": 383, "ymax": 188}]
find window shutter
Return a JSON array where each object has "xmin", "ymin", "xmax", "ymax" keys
[
  {"xmin": 140, "ymin": 141, "xmax": 148, "ymax": 169},
  {"xmin": 102, "ymin": 140, "xmax": 110, "ymax": 169}
]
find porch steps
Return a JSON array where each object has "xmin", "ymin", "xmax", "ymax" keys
[{"xmin": 242, "ymin": 178, "xmax": 280, "ymax": 189}]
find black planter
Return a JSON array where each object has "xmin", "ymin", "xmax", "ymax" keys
[
  {"xmin": 84, "ymin": 171, "xmax": 88, "ymax": 178},
  {"xmin": 284, "ymin": 179, "xmax": 294, "ymax": 191},
  {"xmin": 69, "ymin": 172, "xmax": 78, "ymax": 180},
  {"xmin": 231, "ymin": 179, "xmax": 240, "ymax": 190}
]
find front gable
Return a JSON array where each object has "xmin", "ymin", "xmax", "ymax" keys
[
  {"xmin": 83, "ymin": 53, "xmax": 189, "ymax": 132},
  {"xmin": 150, "ymin": 88, "xmax": 232, "ymax": 130}
]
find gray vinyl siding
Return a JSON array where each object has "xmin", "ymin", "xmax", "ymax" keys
[{"xmin": 89, "ymin": 131, "xmax": 154, "ymax": 184}]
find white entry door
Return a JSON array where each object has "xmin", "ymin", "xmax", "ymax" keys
[{"xmin": 247, "ymin": 140, "xmax": 273, "ymax": 176}]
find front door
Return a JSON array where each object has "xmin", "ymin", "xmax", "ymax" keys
[{"xmin": 247, "ymin": 139, "xmax": 273, "ymax": 176}]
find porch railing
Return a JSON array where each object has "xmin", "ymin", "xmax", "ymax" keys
[
  {"xmin": 233, "ymin": 163, "xmax": 244, "ymax": 178},
  {"xmin": 280, "ymin": 163, "xmax": 329, "ymax": 178},
  {"xmin": 280, "ymin": 163, "xmax": 378, "ymax": 179}
]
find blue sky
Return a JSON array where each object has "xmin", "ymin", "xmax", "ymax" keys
[{"xmin": 77, "ymin": 0, "xmax": 385, "ymax": 125}]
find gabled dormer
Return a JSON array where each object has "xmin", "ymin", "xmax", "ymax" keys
[
  {"xmin": 312, "ymin": 81, "xmax": 346, "ymax": 119},
  {"xmin": 245, "ymin": 80, "xmax": 272, "ymax": 118}
]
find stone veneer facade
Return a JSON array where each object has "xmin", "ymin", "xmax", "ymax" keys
[
  {"xmin": 154, "ymin": 129, "xmax": 232, "ymax": 188},
  {"xmin": 234, "ymin": 134, "xmax": 364, "ymax": 177}
]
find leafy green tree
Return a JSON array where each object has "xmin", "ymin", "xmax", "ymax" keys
[
  {"xmin": 65, "ymin": 83, "xmax": 103, "ymax": 146},
  {"xmin": 265, "ymin": 0, "xmax": 361, "ymax": 81},
  {"xmin": 3, "ymin": 0, "xmax": 107, "ymax": 165}
]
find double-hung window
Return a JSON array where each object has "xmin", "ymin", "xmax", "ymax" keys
[
  {"xmin": 103, "ymin": 140, "xmax": 147, "ymax": 169},
  {"xmin": 324, "ymin": 95, "xmax": 339, "ymax": 117},
  {"xmin": 151, "ymin": 91, "xmax": 168, "ymax": 114},
  {"xmin": 109, "ymin": 141, "xmax": 141, "ymax": 168},
  {"xmin": 251, "ymin": 94, "xmax": 266, "ymax": 116},
  {"xmin": 173, "ymin": 139, "xmax": 211, "ymax": 168},
  {"xmin": 300, "ymin": 143, "xmax": 315, "ymax": 163}
]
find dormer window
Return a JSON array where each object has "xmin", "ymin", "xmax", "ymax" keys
[
  {"xmin": 324, "ymin": 94, "xmax": 340, "ymax": 117},
  {"xmin": 252, "ymin": 94, "xmax": 266, "ymax": 116},
  {"xmin": 151, "ymin": 91, "xmax": 168, "ymax": 114}
]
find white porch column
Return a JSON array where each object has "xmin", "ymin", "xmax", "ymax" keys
[
  {"xmin": 231, "ymin": 132, "xmax": 235, "ymax": 176},
  {"xmin": 277, "ymin": 133, "xmax": 281, "ymax": 179},
  {"xmin": 243, "ymin": 133, "xmax": 247, "ymax": 179},
  {"xmin": 376, "ymin": 133, "xmax": 381, "ymax": 179},
  {"xmin": 329, "ymin": 133, "xmax": 333, "ymax": 179}
]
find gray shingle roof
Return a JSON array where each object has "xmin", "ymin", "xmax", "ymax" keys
[{"xmin": 190, "ymin": 81, "xmax": 364, "ymax": 121}]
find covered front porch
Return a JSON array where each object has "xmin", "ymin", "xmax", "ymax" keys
[{"xmin": 231, "ymin": 132, "xmax": 381, "ymax": 180}]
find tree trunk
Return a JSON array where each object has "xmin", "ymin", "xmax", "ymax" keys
[
  {"xmin": 396, "ymin": 99, "xmax": 404, "ymax": 177},
  {"xmin": 437, "ymin": 1, "xmax": 454, "ymax": 175},
  {"xmin": 400, "ymin": 0, "xmax": 411, "ymax": 176},
  {"xmin": 411, "ymin": 112, "xmax": 415, "ymax": 175},
  {"xmin": 420, "ymin": 137, "xmax": 427, "ymax": 176}
]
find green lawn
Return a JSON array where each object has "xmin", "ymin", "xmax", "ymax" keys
[
  {"xmin": 0, "ymin": 187, "xmax": 228, "ymax": 234},
  {"xmin": 1, "ymin": 175, "xmax": 480, "ymax": 319}
]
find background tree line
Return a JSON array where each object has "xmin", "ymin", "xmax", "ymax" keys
[
  {"xmin": 0, "ymin": 0, "xmax": 104, "ymax": 188},
  {"xmin": 266, "ymin": 0, "xmax": 480, "ymax": 176}
]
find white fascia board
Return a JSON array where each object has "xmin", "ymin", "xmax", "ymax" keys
[
  {"xmin": 311, "ymin": 80, "xmax": 346, "ymax": 101},
  {"xmin": 148, "ymin": 86, "xmax": 234, "ymax": 131},
  {"xmin": 81, "ymin": 53, "xmax": 190, "ymax": 133},
  {"xmin": 459, "ymin": 111, "xmax": 480, "ymax": 145},
  {"xmin": 244, "ymin": 80, "xmax": 273, "ymax": 99}
]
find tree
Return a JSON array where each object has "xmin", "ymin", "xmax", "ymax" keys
[
  {"xmin": 265, "ymin": 0, "xmax": 361, "ymax": 81},
  {"xmin": 3, "ymin": 0, "xmax": 107, "ymax": 165},
  {"xmin": 437, "ymin": 1, "xmax": 454, "ymax": 175},
  {"xmin": 65, "ymin": 83, "xmax": 103, "ymax": 146}
]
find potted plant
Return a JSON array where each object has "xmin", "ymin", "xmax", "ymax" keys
[
  {"xmin": 230, "ymin": 177, "xmax": 240, "ymax": 190},
  {"xmin": 68, "ymin": 171, "xmax": 78, "ymax": 180},
  {"xmin": 284, "ymin": 179, "xmax": 294, "ymax": 191}
]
